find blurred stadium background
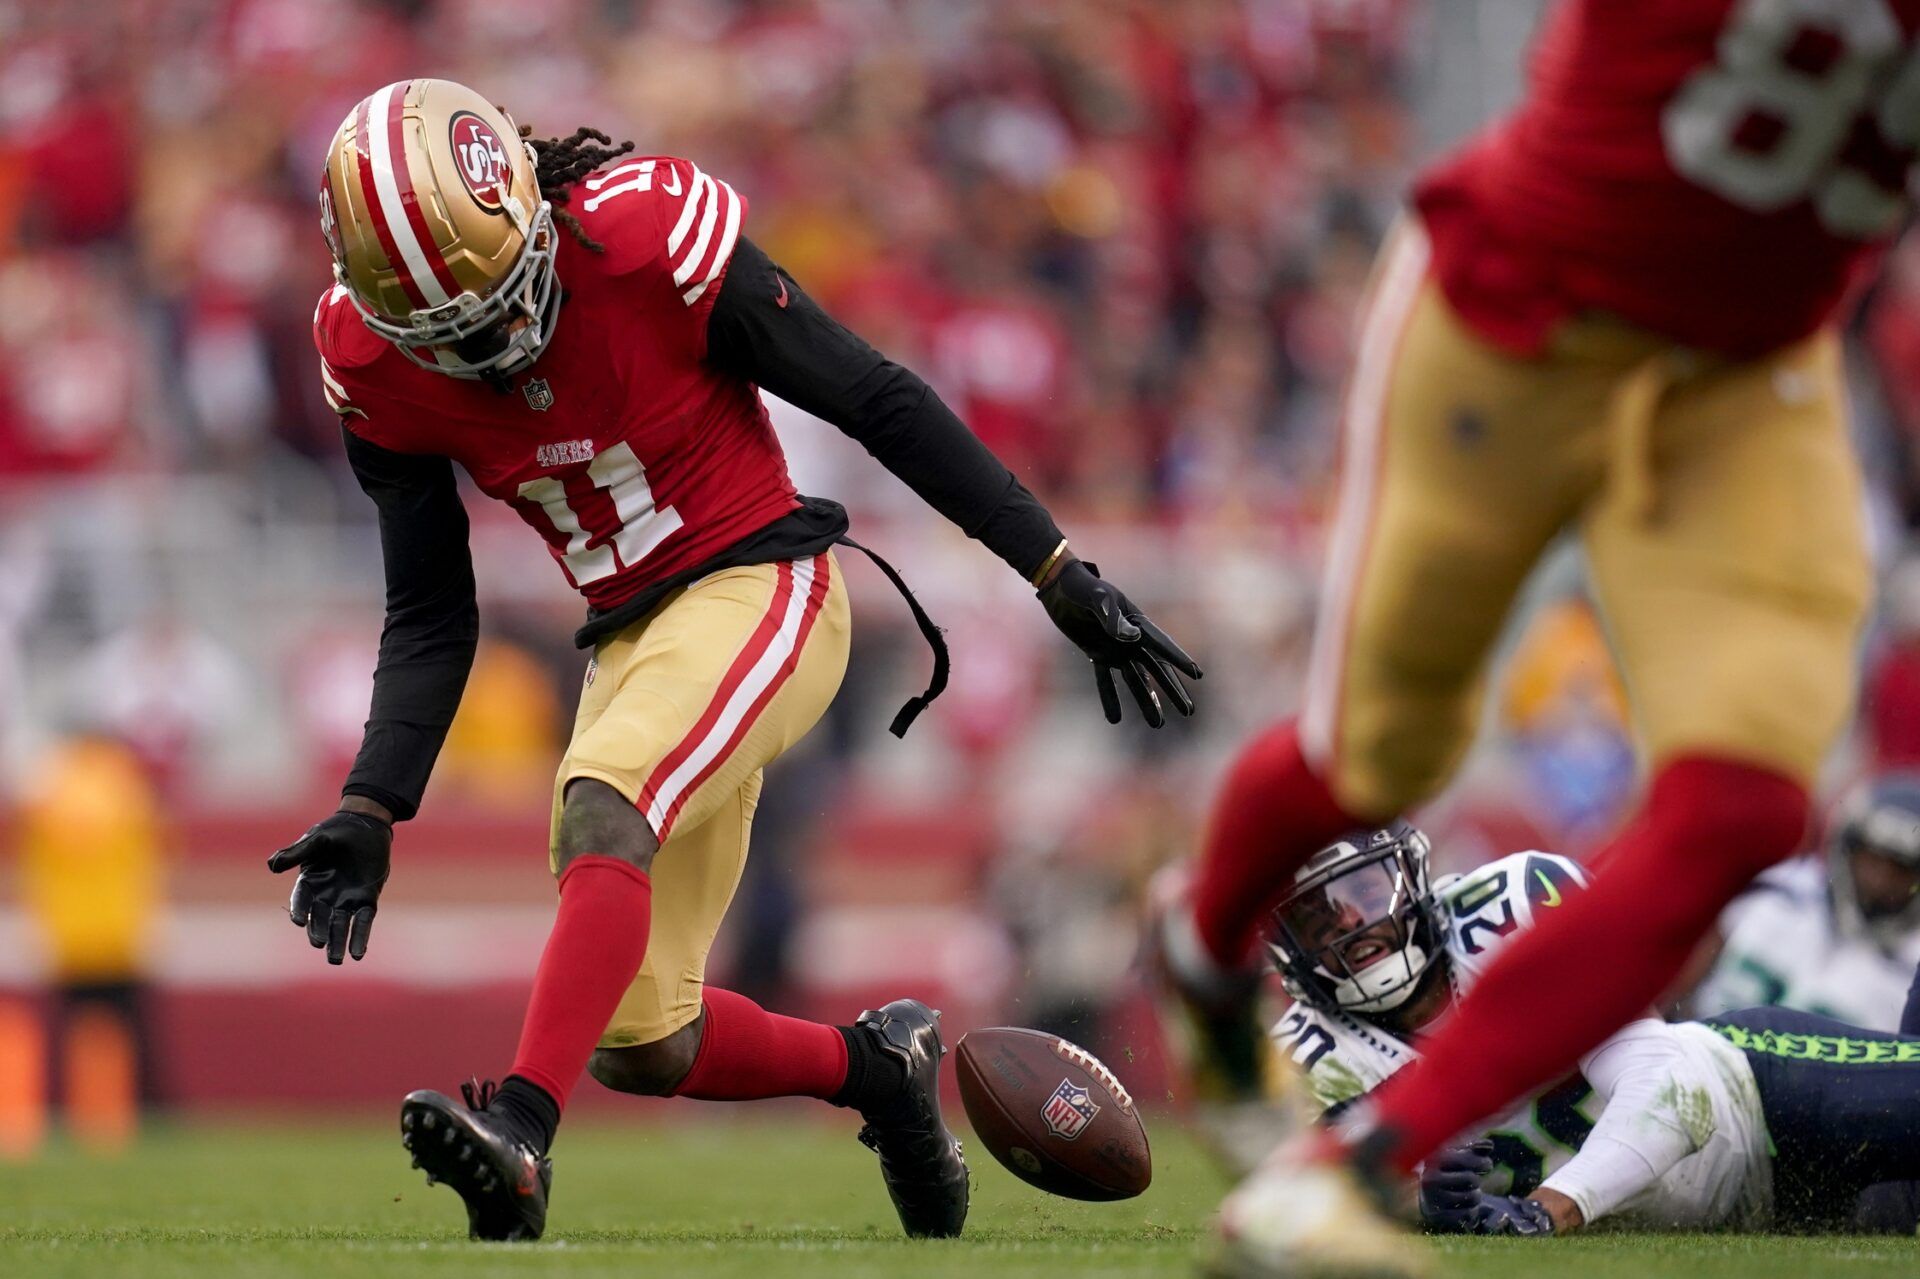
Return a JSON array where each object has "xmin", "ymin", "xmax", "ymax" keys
[{"xmin": 4, "ymin": 0, "xmax": 1920, "ymax": 1142}]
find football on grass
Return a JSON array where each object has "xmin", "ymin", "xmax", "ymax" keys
[{"xmin": 954, "ymin": 1027, "xmax": 1151, "ymax": 1201}]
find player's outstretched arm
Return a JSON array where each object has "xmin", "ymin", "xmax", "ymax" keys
[
  {"xmin": 1535, "ymin": 1021, "xmax": 1702, "ymax": 1230},
  {"xmin": 704, "ymin": 237, "xmax": 1200, "ymax": 726},
  {"xmin": 267, "ymin": 427, "xmax": 479, "ymax": 963}
]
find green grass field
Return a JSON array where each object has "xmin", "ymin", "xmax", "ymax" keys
[{"xmin": 2, "ymin": 1117, "xmax": 1917, "ymax": 1278}]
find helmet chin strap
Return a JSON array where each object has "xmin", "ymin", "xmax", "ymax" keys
[{"xmin": 1326, "ymin": 943, "xmax": 1429, "ymax": 1014}]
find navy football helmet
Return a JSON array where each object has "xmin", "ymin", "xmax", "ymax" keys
[
  {"xmin": 1830, "ymin": 772, "xmax": 1920, "ymax": 946},
  {"xmin": 1266, "ymin": 823, "xmax": 1446, "ymax": 1015}
]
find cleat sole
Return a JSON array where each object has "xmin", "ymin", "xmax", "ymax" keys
[{"xmin": 399, "ymin": 1091, "xmax": 548, "ymax": 1244}]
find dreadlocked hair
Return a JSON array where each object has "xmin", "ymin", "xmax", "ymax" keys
[{"xmin": 520, "ymin": 124, "xmax": 636, "ymax": 254}]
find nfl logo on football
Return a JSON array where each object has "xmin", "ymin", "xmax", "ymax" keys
[{"xmin": 1040, "ymin": 1079, "xmax": 1100, "ymax": 1141}]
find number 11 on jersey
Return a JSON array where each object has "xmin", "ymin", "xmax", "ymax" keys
[{"xmin": 514, "ymin": 442, "xmax": 684, "ymax": 587}]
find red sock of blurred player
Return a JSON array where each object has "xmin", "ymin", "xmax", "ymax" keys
[
  {"xmin": 1361, "ymin": 756, "xmax": 1808, "ymax": 1175},
  {"xmin": 1189, "ymin": 720, "xmax": 1373, "ymax": 967},
  {"xmin": 669, "ymin": 988, "xmax": 853, "ymax": 1102},
  {"xmin": 506, "ymin": 855, "xmax": 653, "ymax": 1106}
]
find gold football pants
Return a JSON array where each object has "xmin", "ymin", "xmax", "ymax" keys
[
  {"xmin": 1300, "ymin": 224, "xmax": 1871, "ymax": 818},
  {"xmin": 549, "ymin": 551, "xmax": 851, "ymax": 1047}
]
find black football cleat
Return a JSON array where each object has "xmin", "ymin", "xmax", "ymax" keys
[
  {"xmin": 852, "ymin": 999, "xmax": 970, "ymax": 1238},
  {"xmin": 399, "ymin": 1080, "xmax": 552, "ymax": 1241}
]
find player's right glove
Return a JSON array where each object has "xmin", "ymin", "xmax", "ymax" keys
[
  {"xmin": 267, "ymin": 810, "xmax": 393, "ymax": 965},
  {"xmin": 1469, "ymin": 1194, "xmax": 1555, "ymax": 1237},
  {"xmin": 1417, "ymin": 1140, "xmax": 1496, "ymax": 1234},
  {"xmin": 1036, "ymin": 557, "xmax": 1201, "ymax": 728}
]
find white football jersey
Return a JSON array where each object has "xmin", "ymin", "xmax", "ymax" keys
[
  {"xmin": 1549, "ymin": 1019, "xmax": 1771, "ymax": 1230},
  {"xmin": 1272, "ymin": 851, "xmax": 1774, "ymax": 1228},
  {"xmin": 1694, "ymin": 857, "xmax": 1920, "ymax": 1033},
  {"xmin": 1273, "ymin": 851, "xmax": 1596, "ymax": 1195}
]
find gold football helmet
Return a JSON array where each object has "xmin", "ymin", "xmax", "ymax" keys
[{"xmin": 320, "ymin": 78, "xmax": 559, "ymax": 380}]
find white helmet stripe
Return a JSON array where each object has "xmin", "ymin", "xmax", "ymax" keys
[{"xmin": 365, "ymin": 82, "xmax": 451, "ymax": 308}]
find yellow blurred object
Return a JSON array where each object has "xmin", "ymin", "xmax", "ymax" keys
[
  {"xmin": 62, "ymin": 1006, "xmax": 139, "ymax": 1153},
  {"xmin": 437, "ymin": 639, "xmax": 561, "ymax": 804},
  {"xmin": 19, "ymin": 738, "xmax": 162, "ymax": 982},
  {"xmin": 0, "ymin": 997, "xmax": 48, "ymax": 1160},
  {"xmin": 1046, "ymin": 165, "xmax": 1124, "ymax": 239},
  {"xmin": 757, "ymin": 201, "xmax": 880, "ymax": 304},
  {"xmin": 1502, "ymin": 597, "xmax": 1630, "ymax": 734}
]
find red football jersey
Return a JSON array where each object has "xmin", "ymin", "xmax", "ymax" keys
[
  {"xmin": 314, "ymin": 157, "xmax": 800, "ymax": 612},
  {"xmin": 1416, "ymin": 0, "xmax": 1920, "ymax": 356}
]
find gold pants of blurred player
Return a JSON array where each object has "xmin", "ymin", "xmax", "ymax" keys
[
  {"xmin": 1300, "ymin": 223, "xmax": 1872, "ymax": 818},
  {"xmin": 548, "ymin": 551, "xmax": 851, "ymax": 1048}
]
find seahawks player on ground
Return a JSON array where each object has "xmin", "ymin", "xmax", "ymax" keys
[{"xmin": 1268, "ymin": 825, "xmax": 1920, "ymax": 1236}]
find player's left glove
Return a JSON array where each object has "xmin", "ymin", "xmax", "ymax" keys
[
  {"xmin": 1419, "ymin": 1141, "xmax": 1554, "ymax": 1237},
  {"xmin": 1036, "ymin": 557, "xmax": 1201, "ymax": 728},
  {"xmin": 1417, "ymin": 1140, "xmax": 1496, "ymax": 1234},
  {"xmin": 267, "ymin": 810, "xmax": 392, "ymax": 965}
]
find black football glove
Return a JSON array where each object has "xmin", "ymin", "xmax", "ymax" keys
[
  {"xmin": 1470, "ymin": 1194, "xmax": 1556, "ymax": 1237},
  {"xmin": 1418, "ymin": 1140, "xmax": 1554, "ymax": 1237},
  {"xmin": 1419, "ymin": 1141, "xmax": 1494, "ymax": 1233},
  {"xmin": 1037, "ymin": 559, "xmax": 1201, "ymax": 728},
  {"xmin": 267, "ymin": 810, "xmax": 393, "ymax": 965}
]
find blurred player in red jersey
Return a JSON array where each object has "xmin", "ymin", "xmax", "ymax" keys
[
  {"xmin": 1149, "ymin": 2, "xmax": 1919, "ymax": 1273},
  {"xmin": 268, "ymin": 79, "xmax": 1199, "ymax": 1243}
]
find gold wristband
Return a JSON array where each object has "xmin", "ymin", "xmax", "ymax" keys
[{"xmin": 1031, "ymin": 538, "xmax": 1070, "ymax": 588}]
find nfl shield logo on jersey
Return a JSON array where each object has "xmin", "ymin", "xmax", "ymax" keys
[
  {"xmin": 523, "ymin": 378, "xmax": 555, "ymax": 411},
  {"xmin": 1040, "ymin": 1079, "xmax": 1100, "ymax": 1141}
]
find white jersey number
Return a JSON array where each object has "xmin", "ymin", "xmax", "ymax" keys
[
  {"xmin": 515, "ymin": 442, "xmax": 684, "ymax": 586},
  {"xmin": 1662, "ymin": 0, "xmax": 1920, "ymax": 238}
]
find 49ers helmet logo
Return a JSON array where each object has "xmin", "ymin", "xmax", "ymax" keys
[{"xmin": 448, "ymin": 110, "xmax": 512, "ymax": 212}]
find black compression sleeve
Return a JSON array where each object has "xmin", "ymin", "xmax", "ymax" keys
[
  {"xmin": 705, "ymin": 237, "xmax": 1064, "ymax": 580},
  {"xmin": 341, "ymin": 426, "xmax": 480, "ymax": 821}
]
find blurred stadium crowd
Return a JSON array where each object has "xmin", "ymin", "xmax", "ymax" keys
[
  {"xmin": 8, "ymin": 0, "xmax": 1920, "ymax": 1111},
  {"xmin": 0, "ymin": 0, "xmax": 1418, "ymax": 794}
]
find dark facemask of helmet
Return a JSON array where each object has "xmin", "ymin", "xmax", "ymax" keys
[
  {"xmin": 1829, "ymin": 772, "xmax": 1920, "ymax": 947},
  {"xmin": 1266, "ymin": 823, "xmax": 1447, "ymax": 1016},
  {"xmin": 450, "ymin": 279, "xmax": 565, "ymax": 391}
]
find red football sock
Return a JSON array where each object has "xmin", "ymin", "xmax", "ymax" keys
[
  {"xmin": 670, "ymin": 988, "xmax": 850, "ymax": 1102},
  {"xmin": 1191, "ymin": 720, "xmax": 1372, "ymax": 967},
  {"xmin": 506, "ymin": 855, "xmax": 653, "ymax": 1109},
  {"xmin": 1365, "ymin": 756, "xmax": 1808, "ymax": 1174}
]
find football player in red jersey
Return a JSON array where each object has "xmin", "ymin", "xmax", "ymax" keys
[
  {"xmin": 268, "ymin": 79, "xmax": 1199, "ymax": 1243},
  {"xmin": 1149, "ymin": 3, "xmax": 1918, "ymax": 1273}
]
